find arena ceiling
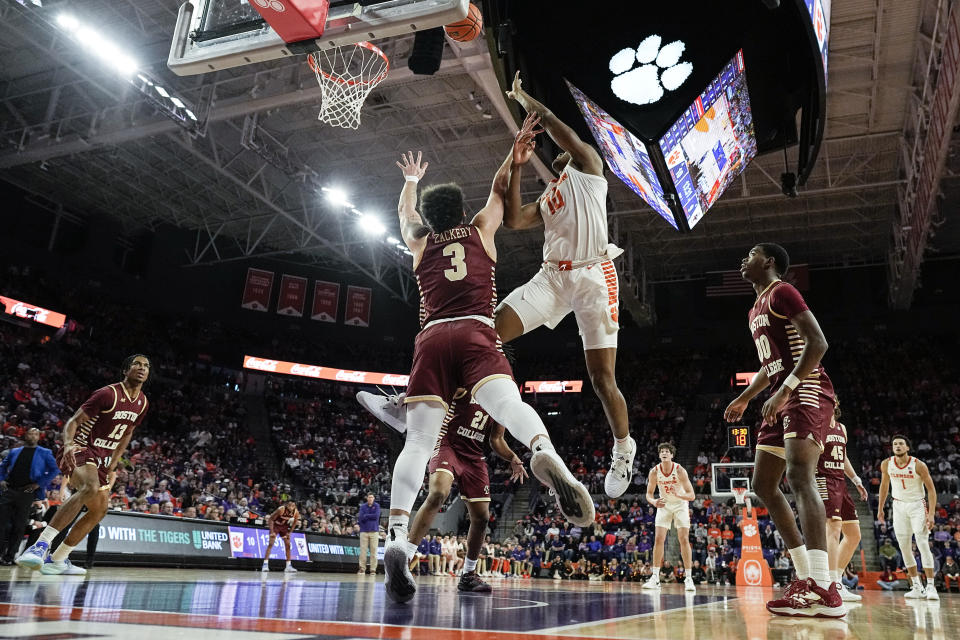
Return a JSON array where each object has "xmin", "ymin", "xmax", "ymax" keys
[{"xmin": 0, "ymin": 0, "xmax": 958, "ymax": 306}]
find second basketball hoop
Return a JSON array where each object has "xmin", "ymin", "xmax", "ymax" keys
[{"xmin": 308, "ymin": 41, "xmax": 389, "ymax": 129}]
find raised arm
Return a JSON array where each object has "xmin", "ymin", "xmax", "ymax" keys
[
  {"xmin": 395, "ymin": 151, "xmax": 432, "ymax": 250},
  {"xmin": 877, "ymin": 459, "xmax": 890, "ymax": 524},
  {"xmin": 473, "ymin": 114, "xmax": 542, "ymax": 246},
  {"xmin": 506, "ymin": 71, "xmax": 603, "ymax": 176},
  {"xmin": 489, "ymin": 423, "xmax": 528, "ymax": 484}
]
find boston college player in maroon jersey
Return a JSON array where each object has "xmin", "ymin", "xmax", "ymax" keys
[
  {"xmin": 724, "ymin": 244, "xmax": 844, "ymax": 617},
  {"xmin": 382, "ymin": 115, "xmax": 593, "ymax": 603},
  {"xmin": 817, "ymin": 402, "xmax": 868, "ymax": 602},
  {"xmin": 402, "ymin": 390, "xmax": 526, "ymax": 593},
  {"xmin": 18, "ymin": 354, "xmax": 150, "ymax": 575},
  {"xmin": 261, "ymin": 501, "xmax": 300, "ymax": 573}
]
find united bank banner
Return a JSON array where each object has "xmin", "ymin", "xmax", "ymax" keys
[{"xmin": 91, "ymin": 512, "xmax": 381, "ymax": 569}]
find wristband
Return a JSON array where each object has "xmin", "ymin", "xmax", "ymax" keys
[
  {"xmin": 783, "ymin": 374, "xmax": 801, "ymax": 391},
  {"xmin": 852, "ymin": 477, "xmax": 863, "ymax": 487},
  {"xmin": 404, "ymin": 175, "xmax": 420, "ymax": 183}
]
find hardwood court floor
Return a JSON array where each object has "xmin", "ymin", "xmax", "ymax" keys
[{"xmin": 0, "ymin": 566, "xmax": 956, "ymax": 639}]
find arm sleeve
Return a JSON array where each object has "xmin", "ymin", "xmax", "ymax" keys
[
  {"xmin": 80, "ymin": 386, "xmax": 116, "ymax": 416},
  {"xmin": 769, "ymin": 283, "xmax": 809, "ymax": 318}
]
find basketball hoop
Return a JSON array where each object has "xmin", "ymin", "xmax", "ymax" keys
[
  {"xmin": 732, "ymin": 487, "xmax": 747, "ymax": 505},
  {"xmin": 307, "ymin": 41, "xmax": 389, "ymax": 129}
]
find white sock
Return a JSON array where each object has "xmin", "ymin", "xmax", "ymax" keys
[
  {"xmin": 37, "ymin": 526, "xmax": 60, "ymax": 546},
  {"xmin": 464, "ymin": 558, "xmax": 478, "ymax": 573},
  {"xmin": 389, "ymin": 403, "xmax": 446, "ymax": 513},
  {"xmin": 788, "ymin": 545, "xmax": 809, "ymax": 581},
  {"xmin": 286, "ymin": 560, "xmax": 292, "ymax": 567},
  {"xmin": 474, "ymin": 378, "xmax": 549, "ymax": 451},
  {"xmin": 912, "ymin": 576, "xmax": 922, "ymax": 587},
  {"xmin": 388, "ymin": 515, "xmax": 409, "ymax": 532},
  {"xmin": 807, "ymin": 549, "xmax": 830, "ymax": 588},
  {"xmin": 614, "ymin": 435, "xmax": 633, "ymax": 452},
  {"xmin": 651, "ymin": 566, "xmax": 660, "ymax": 579},
  {"xmin": 404, "ymin": 541, "xmax": 418, "ymax": 560},
  {"xmin": 829, "ymin": 569, "xmax": 840, "ymax": 583},
  {"xmin": 51, "ymin": 543, "xmax": 75, "ymax": 563}
]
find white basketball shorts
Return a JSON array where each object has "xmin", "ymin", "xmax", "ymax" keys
[
  {"xmin": 655, "ymin": 502, "xmax": 691, "ymax": 530},
  {"xmin": 892, "ymin": 499, "xmax": 927, "ymax": 536},
  {"xmin": 497, "ymin": 260, "xmax": 620, "ymax": 350}
]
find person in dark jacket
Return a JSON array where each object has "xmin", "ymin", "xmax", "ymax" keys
[
  {"xmin": 357, "ymin": 493, "xmax": 381, "ymax": 574},
  {"xmin": 0, "ymin": 428, "xmax": 60, "ymax": 564}
]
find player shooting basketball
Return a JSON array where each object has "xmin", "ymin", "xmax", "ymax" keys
[
  {"xmin": 497, "ymin": 72, "xmax": 634, "ymax": 500},
  {"xmin": 18, "ymin": 355, "xmax": 150, "ymax": 575}
]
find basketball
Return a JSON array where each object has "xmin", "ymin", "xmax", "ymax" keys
[{"xmin": 444, "ymin": 3, "xmax": 483, "ymax": 42}]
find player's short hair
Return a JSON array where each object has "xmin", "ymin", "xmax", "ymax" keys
[
  {"xmin": 122, "ymin": 354, "xmax": 151, "ymax": 374},
  {"xmin": 891, "ymin": 434, "xmax": 911, "ymax": 449},
  {"xmin": 420, "ymin": 183, "xmax": 465, "ymax": 233},
  {"xmin": 833, "ymin": 398, "xmax": 841, "ymax": 420},
  {"xmin": 658, "ymin": 442, "xmax": 676, "ymax": 456},
  {"xmin": 757, "ymin": 243, "xmax": 790, "ymax": 276}
]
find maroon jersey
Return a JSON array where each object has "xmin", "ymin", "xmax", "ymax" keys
[
  {"xmin": 747, "ymin": 281, "xmax": 835, "ymax": 402},
  {"xmin": 415, "ymin": 224, "xmax": 497, "ymax": 328},
  {"xmin": 76, "ymin": 383, "xmax": 149, "ymax": 462},
  {"xmin": 272, "ymin": 507, "xmax": 299, "ymax": 531},
  {"xmin": 817, "ymin": 421, "xmax": 847, "ymax": 478},
  {"xmin": 436, "ymin": 393, "xmax": 492, "ymax": 462}
]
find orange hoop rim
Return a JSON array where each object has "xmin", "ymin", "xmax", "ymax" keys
[{"xmin": 307, "ymin": 41, "xmax": 390, "ymax": 87}]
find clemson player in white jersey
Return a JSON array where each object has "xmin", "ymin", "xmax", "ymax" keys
[
  {"xmin": 877, "ymin": 434, "xmax": 939, "ymax": 600},
  {"xmin": 497, "ymin": 71, "xmax": 634, "ymax": 499},
  {"xmin": 643, "ymin": 443, "xmax": 696, "ymax": 592}
]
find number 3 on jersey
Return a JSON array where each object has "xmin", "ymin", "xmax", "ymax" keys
[{"xmin": 443, "ymin": 242, "xmax": 467, "ymax": 281}]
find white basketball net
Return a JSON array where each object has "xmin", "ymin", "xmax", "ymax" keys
[
  {"xmin": 308, "ymin": 41, "xmax": 389, "ymax": 130},
  {"xmin": 732, "ymin": 487, "xmax": 747, "ymax": 505}
]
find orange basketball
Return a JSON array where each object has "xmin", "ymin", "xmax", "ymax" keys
[{"xmin": 444, "ymin": 3, "xmax": 483, "ymax": 42}]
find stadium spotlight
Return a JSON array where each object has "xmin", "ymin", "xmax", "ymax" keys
[
  {"xmin": 323, "ymin": 187, "xmax": 352, "ymax": 208},
  {"xmin": 56, "ymin": 14, "xmax": 79, "ymax": 30},
  {"xmin": 358, "ymin": 215, "xmax": 386, "ymax": 236}
]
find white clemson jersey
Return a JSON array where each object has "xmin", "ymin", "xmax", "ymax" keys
[
  {"xmin": 888, "ymin": 456, "xmax": 925, "ymax": 502},
  {"xmin": 538, "ymin": 163, "xmax": 611, "ymax": 262},
  {"xmin": 655, "ymin": 462, "xmax": 687, "ymax": 506}
]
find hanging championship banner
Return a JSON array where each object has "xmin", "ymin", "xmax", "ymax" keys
[
  {"xmin": 240, "ymin": 268, "xmax": 274, "ymax": 312},
  {"xmin": 311, "ymin": 281, "xmax": 340, "ymax": 323},
  {"xmin": 277, "ymin": 274, "xmax": 308, "ymax": 317},
  {"xmin": 344, "ymin": 286, "xmax": 372, "ymax": 327}
]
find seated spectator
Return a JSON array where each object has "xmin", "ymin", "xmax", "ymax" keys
[
  {"xmin": 940, "ymin": 555, "xmax": 959, "ymax": 593},
  {"xmin": 876, "ymin": 567, "xmax": 900, "ymax": 591},
  {"xmin": 842, "ymin": 564, "xmax": 860, "ymax": 591}
]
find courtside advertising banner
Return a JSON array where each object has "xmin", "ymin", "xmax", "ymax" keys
[
  {"xmin": 311, "ymin": 280, "xmax": 340, "ymax": 322},
  {"xmin": 277, "ymin": 274, "xmax": 308, "ymax": 317},
  {"xmin": 240, "ymin": 268, "xmax": 274, "ymax": 312},
  {"xmin": 344, "ymin": 285, "xmax": 371, "ymax": 327},
  {"xmin": 89, "ymin": 512, "xmax": 381, "ymax": 570}
]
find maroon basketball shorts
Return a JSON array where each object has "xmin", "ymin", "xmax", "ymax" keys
[
  {"xmin": 428, "ymin": 445, "xmax": 491, "ymax": 502},
  {"xmin": 405, "ymin": 319, "xmax": 514, "ymax": 409},
  {"xmin": 57, "ymin": 446, "xmax": 111, "ymax": 489},
  {"xmin": 816, "ymin": 475, "xmax": 857, "ymax": 522},
  {"xmin": 756, "ymin": 395, "xmax": 835, "ymax": 458},
  {"xmin": 273, "ymin": 525, "xmax": 291, "ymax": 538}
]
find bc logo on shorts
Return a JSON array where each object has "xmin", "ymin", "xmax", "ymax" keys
[{"xmin": 782, "ymin": 415, "xmax": 791, "ymax": 430}]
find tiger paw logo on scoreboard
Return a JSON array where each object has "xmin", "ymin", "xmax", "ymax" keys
[{"xmin": 609, "ymin": 35, "xmax": 693, "ymax": 106}]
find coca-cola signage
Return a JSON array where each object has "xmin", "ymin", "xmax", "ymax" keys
[
  {"xmin": 242, "ymin": 355, "xmax": 408, "ymax": 386},
  {"xmin": 0, "ymin": 295, "xmax": 66, "ymax": 329},
  {"xmin": 522, "ymin": 380, "xmax": 584, "ymax": 394}
]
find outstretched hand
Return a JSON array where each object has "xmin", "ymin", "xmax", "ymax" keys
[
  {"xmin": 505, "ymin": 71, "xmax": 532, "ymax": 111},
  {"xmin": 396, "ymin": 150, "xmax": 429, "ymax": 180},
  {"xmin": 513, "ymin": 112, "xmax": 543, "ymax": 166},
  {"xmin": 509, "ymin": 457, "xmax": 529, "ymax": 484}
]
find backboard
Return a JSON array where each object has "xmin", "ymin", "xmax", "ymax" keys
[
  {"xmin": 168, "ymin": 0, "xmax": 469, "ymax": 76},
  {"xmin": 711, "ymin": 462, "xmax": 755, "ymax": 501}
]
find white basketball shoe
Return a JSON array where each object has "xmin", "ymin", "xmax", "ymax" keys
[
  {"xmin": 357, "ymin": 391, "xmax": 407, "ymax": 434},
  {"xmin": 604, "ymin": 436, "xmax": 636, "ymax": 498}
]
